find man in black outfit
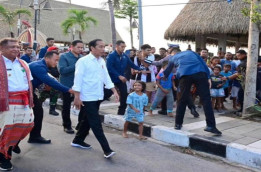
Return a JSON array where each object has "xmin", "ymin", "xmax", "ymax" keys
[
  {"xmin": 107, "ymin": 41, "xmax": 140, "ymax": 115},
  {"xmin": 58, "ymin": 40, "xmax": 83, "ymax": 134},
  {"xmin": 163, "ymin": 49, "xmax": 222, "ymax": 135}
]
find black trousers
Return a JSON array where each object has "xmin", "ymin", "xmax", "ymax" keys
[
  {"xmin": 176, "ymin": 72, "xmax": 216, "ymax": 127},
  {"xmin": 62, "ymin": 92, "xmax": 73, "ymax": 129},
  {"xmin": 0, "ymin": 147, "xmax": 12, "ymax": 161},
  {"xmin": 238, "ymin": 87, "xmax": 244, "ymax": 112},
  {"xmin": 115, "ymin": 82, "xmax": 128, "ymax": 115},
  {"xmin": 30, "ymin": 93, "xmax": 44, "ymax": 138},
  {"xmin": 161, "ymin": 84, "xmax": 196, "ymax": 111},
  {"xmin": 74, "ymin": 101, "xmax": 111, "ymax": 153}
]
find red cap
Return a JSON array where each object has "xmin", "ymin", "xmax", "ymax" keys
[{"xmin": 47, "ymin": 46, "xmax": 59, "ymax": 52}]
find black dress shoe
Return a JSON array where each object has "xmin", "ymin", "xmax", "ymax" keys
[
  {"xmin": 174, "ymin": 124, "xmax": 182, "ymax": 130},
  {"xmin": 190, "ymin": 108, "xmax": 199, "ymax": 118},
  {"xmin": 13, "ymin": 145, "xmax": 21, "ymax": 154},
  {"xmin": 0, "ymin": 159, "xmax": 13, "ymax": 171},
  {"xmin": 28, "ymin": 136, "xmax": 51, "ymax": 144},
  {"xmin": 204, "ymin": 127, "xmax": 222, "ymax": 136},
  {"xmin": 64, "ymin": 128, "xmax": 75, "ymax": 134},
  {"xmin": 158, "ymin": 110, "xmax": 167, "ymax": 115}
]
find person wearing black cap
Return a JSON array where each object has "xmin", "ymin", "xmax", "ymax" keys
[{"xmin": 163, "ymin": 50, "xmax": 222, "ymax": 135}]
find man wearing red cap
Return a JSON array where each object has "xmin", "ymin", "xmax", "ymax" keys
[{"xmin": 39, "ymin": 46, "xmax": 60, "ymax": 116}]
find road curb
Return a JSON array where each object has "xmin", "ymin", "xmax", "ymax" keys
[
  {"xmin": 189, "ymin": 135, "xmax": 228, "ymax": 158},
  {"xmin": 227, "ymin": 143, "xmax": 261, "ymax": 169},
  {"xmin": 151, "ymin": 126, "xmax": 194, "ymax": 147},
  {"xmin": 100, "ymin": 114, "xmax": 261, "ymax": 170}
]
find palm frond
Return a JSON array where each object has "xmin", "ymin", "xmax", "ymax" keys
[
  {"xmin": 0, "ymin": 5, "xmax": 7, "ymax": 16},
  {"xmin": 61, "ymin": 9, "xmax": 98, "ymax": 37},
  {"xmin": 14, "ymin": 9, "xmax": 31, "ymax": 17}
]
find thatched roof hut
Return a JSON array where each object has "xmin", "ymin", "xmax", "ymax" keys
[
  {"xmin": 164, "ymin": 0, "xmax": 250, "ymax": 52},
  {"xmin": 0, "ymin": 0, "xmax": 121, "ymax": 46}
]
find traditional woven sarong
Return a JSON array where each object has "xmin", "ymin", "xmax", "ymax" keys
[
  {"xmin": 0, "ymin": 92, "xmax": 34, "ymax": 159},
  {"xmin": 0, "ymin": 55, "xmax": 34, "ymax": 159}
]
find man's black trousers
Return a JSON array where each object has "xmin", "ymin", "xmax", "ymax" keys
[
  {"xmin": 176, "ymin": 72, "xmax": 216, "ymax": 127},
  {"xmin": 74, "ymin": 101, "xmax": 112, "ymax": 153},
  {"xmin": 30, "ymin": 93, "xmax": 44, "ymax": 138},
  {"xmin": 115, "ymin": 82, "xmax": 128, "ymax": 115},
  {"xmin": 62, "ymin": 92, "xmax": 73, "ymax": 129}
]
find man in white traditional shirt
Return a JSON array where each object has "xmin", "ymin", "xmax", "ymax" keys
[
  {"xmin": 71, "ymin": 39, "xmax": 119, "ymax": 159},
  {"xmin": 0, "ymin": 38, "xmax": 34, "ymax": 171}
]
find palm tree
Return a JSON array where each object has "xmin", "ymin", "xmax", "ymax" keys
[
  {"xmin": 114, "ymin": 0, "xmax": 138, "ymax": 48},
  {"xmin": 108, "ymin": 0, "xmax": 120, "ymax": 50},
  {"xmin": 0, "ymin": 5, "xmax": 31, "ymax": 38},
  {"xmin": 61, "ymin": 9, "xmax": 97, "ymax": 41}
]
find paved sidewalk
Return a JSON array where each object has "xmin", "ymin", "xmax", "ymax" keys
[
  {"xmin": 100, "ymin": 100, "xmax": 261, "ymax": 147},
  {"xmin": 98, "ymin": 99, "xmax": 261, "ymax": 170}
]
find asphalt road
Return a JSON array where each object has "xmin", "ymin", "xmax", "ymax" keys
[{"xmin": 10, "ymin": 109, "xmax": 258, "ymax": 172}]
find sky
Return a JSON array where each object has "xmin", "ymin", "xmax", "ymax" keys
[{"xmin": 55, "ymin": 0, "xmax": 234, "ymax": 54}]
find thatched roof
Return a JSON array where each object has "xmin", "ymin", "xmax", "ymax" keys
[
  {"xmin": 164, "ymin": 0, "xmax": 250, "ymax": 45},
  {"xmin": 0, "ymin": 0, "xmax": 121, "ymax": 45}
]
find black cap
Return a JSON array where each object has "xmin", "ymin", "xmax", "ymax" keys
[{"xmin": 236, "ymin": 49, "xmax": 247, "ymax": 55}]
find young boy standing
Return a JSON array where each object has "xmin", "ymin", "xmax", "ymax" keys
[
  {"xmin": 148, "ymin": 61, "xmax": 176, "ymax": 117},
  {"xmin": 138, "ymin": 44, "xmax": 157, "ymax": 104},
  {"xmin": 220, "ymin": 64, "xmax": 232, "ymax": 109},
  {"xmin": 210, "ymin": 65, "xmax": 226, "ymax": 112}
]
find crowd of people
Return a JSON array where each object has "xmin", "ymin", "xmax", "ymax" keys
[{"xmin": 1, "ymin": 36, "xmax": 260, "ymax": 171}]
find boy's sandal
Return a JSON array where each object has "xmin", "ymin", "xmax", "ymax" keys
[{"xmin": 139, "ymin": 137, "xmax": 147, "ymax": 140}]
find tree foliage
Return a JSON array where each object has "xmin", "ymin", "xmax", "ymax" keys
[
  {"xmin": 114, "ymin": 0, "xmax": 138, "ymax": 21},
  {"xmin": 61, "ymin": 9, "xmax": 97, "ymax": 40},
  {"xmin": 0, "ymin": 5, "xmax": 31, "ymax": 37},
  {"xmin": 114, "ymin": 0, "xmax": 138, "ymax": 48},
  {"xmin": 242, "ymin": 0, "xmax": 261, "ymax": 24}
]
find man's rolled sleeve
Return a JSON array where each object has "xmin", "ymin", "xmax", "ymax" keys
[
  {"xmin": 72, "ymin": 60, "xmax": 84, "ymax": 92},
  {"xmin": 103, "ymin": 61, "xmax": 115, "ymax": 89},
  {"xmin": 163, "ymin": 58, "xmax": 175, "ymax": 78}
]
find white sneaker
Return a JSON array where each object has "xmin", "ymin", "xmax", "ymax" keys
[{"xmin": 104, "ymin": 151, "xmax": 116, "ymax": 159}]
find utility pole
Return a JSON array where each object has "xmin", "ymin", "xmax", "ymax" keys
[
  {"xmin": 138, "ymin": 0, "xmax": 143, "ymax": 48},
  {"xmin": 33, "ymin": 0, "xmax": 39, "ymax": 50},
  {"xmin": 243, "ymin": 0, "xmax": 260, "ymax": 115}
]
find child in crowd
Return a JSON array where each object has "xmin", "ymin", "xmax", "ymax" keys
[
  {"xmin": 123, "ymin": 81, "xmax": 148, "ymax": 140},
  {"xmin": 220, "ymin": 64, "xmax": 232, "ymax": 109},
  {"xmin": 209, "ymin": 56, "xmax": 220, "ymax": 71},
  {"xmin": 231, "ymin": 74, "xmax": 241, "ymax": 110},
  {"xmin": 210, "ymin": 65, "xmax": 226, "ymax": 112},
  {"xmin": 148, "ymin": 61, "xmax": 176, "ymax": 117}
]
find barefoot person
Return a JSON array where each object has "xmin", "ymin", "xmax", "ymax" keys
[
  {"xmin": 71, "ymin": 39, "xmax": 119, "ymax": 159},
  {"xmin": 123, "ymin": 81, "xmax": 148, "ymax": 140},
  {"xmin": 0, "ymin": 38, "xmax": 34, "ymax": 171}
]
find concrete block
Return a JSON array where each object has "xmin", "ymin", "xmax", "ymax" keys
[
  {"xmin": 151, "ymin": 126, "xmax": 194, "ymax": 147},
  {"xmin": 104, "ymin": 114, "xmax": 125, "ymax": 130},
  {"xmin": 190, "ymin": 135, "xmax": 229, "ymax": 157},
  {"xmin": 227, "ymin": 143, "xmax": 261, "ymax": 169}
]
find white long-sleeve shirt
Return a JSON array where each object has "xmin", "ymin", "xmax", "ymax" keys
[{"xmin": 72, "ymin": 53, "xmax": 114, "ymax": 101}]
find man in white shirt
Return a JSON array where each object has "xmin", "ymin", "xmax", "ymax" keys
[
  {"xmin": 0, "ymin": 38, "xmax": 34, "ymax": 171},
  {"xmin": 71, "ymin": 39, "xmax": 119, "ymax": 159}
]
